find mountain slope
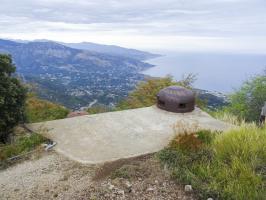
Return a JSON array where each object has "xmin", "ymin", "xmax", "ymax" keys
[
  {"xmin": 62, "ymin": 42, "xmax": 160, "ymax": 60},
  {"xmin": 0, "ymin": 39, "xmax": 155, "ymax": 109}
]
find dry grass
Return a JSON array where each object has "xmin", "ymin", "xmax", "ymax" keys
[{"xmin": 93, "ymin": 154, "xmax": 153, "ymax": 181}]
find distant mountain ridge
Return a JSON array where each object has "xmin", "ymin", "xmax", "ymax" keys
[
  {"xmin": 62, "ymin": 42, "xmax": 160, "ymax": 60},
  {"xmin": 0, "ymin": 39, "xmax": 157, "ymax": 109},
  {"xmin": 11, "ymin": 39, "xmax": 160, "ymax": 60}
]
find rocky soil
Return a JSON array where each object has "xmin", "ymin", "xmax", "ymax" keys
[{"xmin": 0, "ymin": 151, "xmax": 196, "ymax": 200}]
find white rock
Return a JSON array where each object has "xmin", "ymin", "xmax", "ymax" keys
[
  {"xmin": 207, "ymin": 198, "xmax": 214, "ymax": 200},
  {"xmin": 184, "ymin": 185, "xmax": 192, "ymax": 192},
  {"xmin": 155, "ymin": 180, "xmax": 159, "ymax": 184},
  {"xmin": 116, "ymin": 189, "xmax": 125, "ymax": 195},
  {"xmin": 41, "ymin": 143, "xmax": 47, "ymax": 147},
  {"xmin": 108, "ymin": 184, "xmax": 115, "ymax": 190},
  {"xmin": 146, "ymin": 187, "xmax": 154, "ymax": 192},
  {"xmin": 125, "ymin": 181, "xmax": 132, "ymax": 188},
  {"xmin": 163, "ymin": 164, "xmax": 168, "ymax": 171}
]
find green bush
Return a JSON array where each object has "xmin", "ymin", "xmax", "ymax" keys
[
  {"xmin": 225, "ymin": 73, "xmax": 266, "ymax": 122},
  {"xmin": 158, "ymin": 126, "xmax": 266, "ymax": 200}
]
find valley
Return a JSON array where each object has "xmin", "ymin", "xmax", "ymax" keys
[{"xmin": 0, "ymin": 39, "xmax": 157, "ymax": 109}]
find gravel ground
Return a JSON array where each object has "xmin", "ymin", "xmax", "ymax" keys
[
  {"xmin": 0, "ymin": 151, "xmax": 94, "ymax": 200},
  {"xmin": 0, "ymin": 152, "xmax": 196, "ymax": 200}
]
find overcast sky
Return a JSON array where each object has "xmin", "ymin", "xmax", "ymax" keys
[{"xmin": 1, "ymin": 0, "xmax": 266, "ymax": 52}]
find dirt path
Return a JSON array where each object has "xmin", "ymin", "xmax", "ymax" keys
[
  {"xmin": 0, "ymin": 152, "xmax": 95, "ymax": 200},
  {"xmin": 0, "ymin": 152, "xmax": 196, "ymax": 200}
]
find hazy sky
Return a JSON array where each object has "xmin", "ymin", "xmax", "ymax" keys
[{"xmin": 1, "ymin": 0, "xmax": 266, "ymax": 52}]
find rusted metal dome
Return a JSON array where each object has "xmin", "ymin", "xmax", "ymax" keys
[{"xmin": 157, "ymin": 86, "xmax": 195, "ymax": 113}]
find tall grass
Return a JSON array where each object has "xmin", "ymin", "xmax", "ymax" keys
[
  {"xmin": 211, "ymin": 109, "xmax": 245, "ymax": 126},
  {"xmin": 158, "ymin": 125, "xmax": 266, "ymax": 199}
]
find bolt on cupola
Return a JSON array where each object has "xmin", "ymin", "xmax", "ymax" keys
[{"xmin": 157, "ymin": 86, "xmax": 195, "ymax": 113}]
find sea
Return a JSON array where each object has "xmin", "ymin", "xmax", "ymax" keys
[{"xmin": 143, "ymin": 51, "xmax": 266, "ymax": 94}]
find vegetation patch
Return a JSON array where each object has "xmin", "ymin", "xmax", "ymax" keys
[
  {"xmin": 26, "ymin": 96, "xmax": 69, "ymax": 123},
  {"xmin": 110, "ymin": 164, "xmax": 140, "ymax": 180},
  {"xmin": 158, "ymin": 126, "xmax": 266, "ymax": 200},
  {"xmin": 87, "ymin": 105, "xmax": 114, "ymax": 114},
  {"xmin": 0, "ymin": 132, "xmax": 46, "ymax": 168},
  {"xmin": 116, "ymin": 75, "xmax": 207, "ymax": 110},
  {"xmin": 225, "ymin": 74, "xmax": 266, "ymax": 122}
]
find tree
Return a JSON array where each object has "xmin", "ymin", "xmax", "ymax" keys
[
  {"xmin": 0, "ymin": 54, "xmax": 26, "ymax": 143},
  {"xmin": 226, "ymin": 72, "xmax": 266, "ymax": 122},
  {"xmin": 116, "ymin": 74, "xmax": 199, "ymax": 110}
]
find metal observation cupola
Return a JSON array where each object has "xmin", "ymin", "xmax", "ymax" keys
[{"xmin": 156, "ymin": 86, "xmax": 195, "ymax": 113}]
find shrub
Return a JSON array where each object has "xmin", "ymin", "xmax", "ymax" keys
[
  {"xmin": 116, "ymin": 76, "xmax": 178, "ymax": 110},
  {"xmin": 25, "ymin": 96, "xmax": 69, "ymax": 123},
  {"xmin": 169, "ymin": 133, "xmax": 203, "ymax": 152},
  {"xmin": 158, "ymin": 126, "xmax": 266, "ymax": 200},
  {"xmin": 116, "ymin": 75, "xmax": 201, "ymax": 110},
  {"xmin": 226, "ymin": 73, "xmax": 266, "ymax": 122}
]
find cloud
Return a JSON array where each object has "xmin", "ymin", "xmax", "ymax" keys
[{"xmin": 0, "ymin": 0, "xmax": 265, "ymax": 52}]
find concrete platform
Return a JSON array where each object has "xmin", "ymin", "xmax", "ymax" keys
[{"xmin": 27, "ymin": 106, "xmax": 232, "ymax": 164}]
